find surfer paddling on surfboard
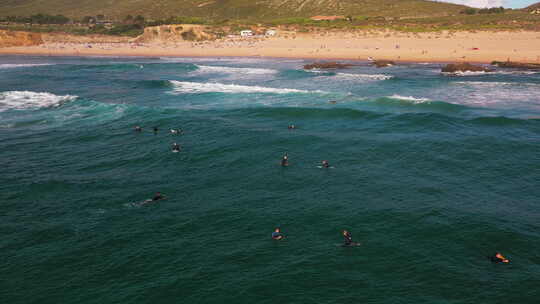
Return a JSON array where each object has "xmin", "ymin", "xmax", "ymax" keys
[
  {"xmin": 490, "ymin": 252, "xmax": 509, "ymax": 263},
  {"xmin": 172, "ymin": 143, "xmax": 181, "ymax": 152},
  {"xmin": 152, "ymin": 192, "xmax": 165, "ymax": 201},
  {"xmin": 272, "ymin": 228, "xmax": 284, "ymax": 240},
  {"xmin": 321, "ymin": 160, "xmax": 330, "ymax": 168},
  {"xmin": 281, "ymin": 153, "xmax": 289, "ymax": 167}
]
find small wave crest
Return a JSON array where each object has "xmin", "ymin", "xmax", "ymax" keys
[
  {"xmin": 195, "ymin": 65, "xmax": 277, "ymax": 75},
  {"xmin": 0, "ymin": 63, "xmax": 53, "ymax": 69},
  {"xmin": 305, "ymin": 70, "xmax": 392, "ymax": 81},
  {"xmin": 0, "ymin": 91, "xmax": 77, "ymax": 112},
  {"xmin": 169, "ymin": 81, "xmax": 325, "ymax": 94},
  {"xmin": 334, "ymin": 73, "xmax": 393, "ymax": 80},
  {"xmin": 387, "ymin": 95, "xmax": 431, "ymax": 103}
]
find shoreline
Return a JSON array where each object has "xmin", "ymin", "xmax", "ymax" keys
[{"xmin": 2, "ymin": 30, "xmax": 540, "ymax": 64}]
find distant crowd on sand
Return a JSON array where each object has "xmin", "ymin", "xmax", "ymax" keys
[{"xmin": 132, "ymin": 123, "xmax": 512, "ymax": 265}]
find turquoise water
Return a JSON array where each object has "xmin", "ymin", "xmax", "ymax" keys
[{"xmin": 1, "ymin": 56, "xmax": 539, "ymax": 303}]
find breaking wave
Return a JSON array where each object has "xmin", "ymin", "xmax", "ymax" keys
[
  {"xmin": 0, "ymin": 91, "xmax": 77, "ymax": 112},
  {"xmin": 195, "ymin": 65, "xmax": 277, "ymax": 75},
  {"xmin": 169, "ymin": 81, "xmax": 326, "ymax": 94},
  {"xmin": 0, "ymin": 63, "xmax": 53, "ymax": 69},
  {"xmin": 386, "ymin": 95, "xmax": 431, "ymax": 103}
]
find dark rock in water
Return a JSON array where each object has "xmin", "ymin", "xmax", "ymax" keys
[
  {"xmin": 491, "ymin": 61, "xmax": 540, "ymax": 70},
  {"xmin": 373, "ymin": 60, "xmax": 395, "ymax": 68},
  {"xmin": 441, "ymin": 63, "xmax": 493, "ymax": 73},
  {"xmin": 303, "ymin": 62, "xmax": 354, "ymax": 69}
]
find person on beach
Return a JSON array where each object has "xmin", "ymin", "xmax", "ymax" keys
[
  {"xmin": 322, "ymin": 160, "xmax": 330, "ymax": 168},
  {"xmin": 343, "ymin": 230, "xmax": 353, "ymax": 246},
  {"xmin": 490, "ymin": 252, "xmax": 509, "ymax": 263},
  {"xmin": 172, "ymin": 143, "xmax": 181, "ymax": 152},
  {"xmin": 272, "ymin": 228, "xmax": 284, "ymax": 240},
  {"xmin": 281, "ymin": 153, "xmax": 289, "ymax": 167}
]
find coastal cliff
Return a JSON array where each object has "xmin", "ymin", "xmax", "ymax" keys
[
  {"xmin": 0, "ymin": 30, "xmax": 43, "ymax": 47},
  {"xmin": 133, "ymin": 24, "xmax": 217, "ymax": 43}
]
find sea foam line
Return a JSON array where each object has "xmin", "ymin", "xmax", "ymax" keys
[
  {"xmin": 334, "ymin": 73, "xmax": 393, "ymax": 80},
  {"xmin": 387, "ymin": 94, "xmax": 431, "ymax": 103},
  {"xmin": 0, "ymin": 91, "xmax": 77, "ymax": 112},
  {"xmin": 169, "ymin": 81, "xmax": 325, "ymax": 94},
  {"xmin": 0, "ymin": 63, "xmax": 53, "ymax": 69},
  {"xmin": 195, "ymin": 65, "xmax": 277, "ymax": 75}
]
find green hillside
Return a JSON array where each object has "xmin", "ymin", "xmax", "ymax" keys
[{"xmin": 0, "ymin": 0, "xmax": 467, "ymax": 20}]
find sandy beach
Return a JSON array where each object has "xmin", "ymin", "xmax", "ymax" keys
[{"xmin": 2, "ymin": 30, "xmax": 540, "ymax": 63}]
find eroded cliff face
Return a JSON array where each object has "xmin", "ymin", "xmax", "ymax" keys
[
  {"xmin": 133, "ymin": 24, "xmax": 217, "ymax": 43},
  {"xmin": 0, "ymin": 30, "xmax": 43, "ymax": 47}
]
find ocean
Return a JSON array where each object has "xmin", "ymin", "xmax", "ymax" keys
[{"xmin": 1, "ymin": 56, "xmax": 539, "ymax": 304}]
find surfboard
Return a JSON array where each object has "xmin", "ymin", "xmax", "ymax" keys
[
  {"xmin": 340, "ymin": 242, "xmax": 361, "ymax": 247},
  {"xmin": 172, "ymin": 150, "xmax": 179, "ymax": 153}
]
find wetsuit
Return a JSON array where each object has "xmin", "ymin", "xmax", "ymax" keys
[
  {"xmin": 152, "ymin": 194, "xmax": 164, "ymax": 201},
  {"xmin": 173, "ymin": 144, "xmax": 180, "ymax": 151},
  {"xmin": 272, "ymin": 231, "xmax": 283, "ymax": 240},
  {"xmin": 322, "ymin": 162, "xmax": 330, "ymax": 168},
  {"xmin": 343, "ymin": 232, "xmax": 353, "ymax": 246}
]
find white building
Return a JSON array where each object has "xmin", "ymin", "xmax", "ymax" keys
[
  {"xmin": 240, "ymin": 30, "xmax": 253, "ymax": 37},
  {"xmin": 265, "ymin": 30, "xmax": 277, "ymax": 37}
]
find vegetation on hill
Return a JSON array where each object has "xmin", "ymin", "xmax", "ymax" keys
[{"xmin": 0, "ymin": 0, "xmax": 467, "ymax": 20}]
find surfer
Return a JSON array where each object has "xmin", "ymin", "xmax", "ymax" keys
[
  {"xmin": 152, "ymin": 192, "xmax": 165, "ymax": 201},
  {"xmin": 272, "ymin": 228, "xmax": 284, "ymax": 240},
  {"xmin": 172, "ymin": 143, "xmax": 181, "ymax": 152},
  {"xmin": 490, "ymin": 252, "xmax": 509, "ymax": 263},
  {"xmin": 170, "ymin": 129, "xmax": 182, "ymax": 135},
  {"xmin": 281, "ymin": 153, "xmax": 289, "ymax": 167},
  {"xmin": 342, "ymin": 230, "xmax": 354, "ymax": 246},
  {"xmin": 321, "ymin": 160, "xmax": 330, "ymax": 168},
  {"xmin": 288, "ymin": 124, "xmax": 296, "ymax": 130},
  {"xmin": 153, "ymin": 127, "xmax": 159, "ymax": 134},
  {"xmin": 134, "ymin": 126, "xmax": 142, "ymax": 132}
]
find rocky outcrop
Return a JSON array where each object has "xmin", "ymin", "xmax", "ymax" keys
[
  {"xmin": 303, "ymin": 62, "xmax": 354, "ymax": 69},
  {"xmin": 373, "ymin": 60, "xmax": 395, "ymax": 68},
  {"xmin": 133, "ymin": 24, "xmax": 216, "ymax": 43},
  {"xmin": 0, "ymin": 30, "xmax": 43, "ymax": 47},
  {"xmin": 491, "ymin": 61, "xmax": 540, "ymax": 70},
  {"xmin": 441, "ymin": 63, "xmax": 493, "ymax": 73}
]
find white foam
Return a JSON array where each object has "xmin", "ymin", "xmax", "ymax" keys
[
  {"xmin": 169, "ymin": 81, "xmax": 324, "ymax": 94},
  {"xmin": 0, "ymin": 63, "xmax": 53, "ymax": 69},
  {"xmin": 442, "ymin": 71, "xmax": 488, "ymax": 76},
  {"xmin": 388, "ymin": 94, "xmax": 431, "ymax": 103},
  {"xmin": 335, "ymin": 73, "xmax": 393, "ymax": 80},
  {"xmin": 195, "ymin": 65, "xmax": 277, "ymax": 75},
  {"xmin": 0, "ymin": 91, "xmax": 77, "ymax": 112},
  {"xmin": 453, "ymin": 81, "xmax": 539, "ymax": 87}
]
